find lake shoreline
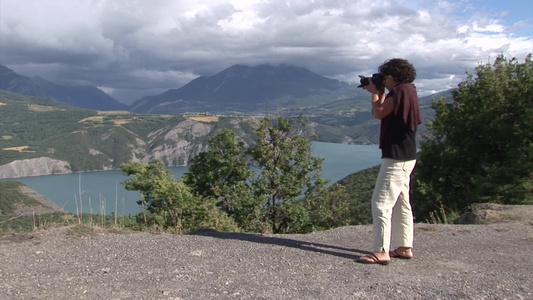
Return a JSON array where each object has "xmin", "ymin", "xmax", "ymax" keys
[{"xmin": 2, "ymin": 142, "xmax": 382, "ymax": 216}]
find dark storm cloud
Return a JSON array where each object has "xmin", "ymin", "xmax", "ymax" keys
[{"xmin": 0, "ymin": 0, "xmax": 531, "ymax": 103}]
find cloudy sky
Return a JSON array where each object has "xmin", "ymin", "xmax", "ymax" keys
[{"xmin": 1, "ymin": 0, "xmax": 532, "ymax": 104}]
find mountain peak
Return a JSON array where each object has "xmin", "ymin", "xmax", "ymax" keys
[
  {"xmin": 218, "ymin": 63, "xmax": 320, "ymax": 79},
  {"xmin": 0, "ymin": 65, "xmax": 126, "ymax": 111},
  {"xmin": 0, "ymin": 64, "xmax": 42, "ymax": 96},
  {"xmin": 129, "ymin": 63, "xmax": 361, "ymax": 114}
]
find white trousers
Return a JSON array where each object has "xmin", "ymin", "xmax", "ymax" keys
[{"xmin": 371, "ymin": 158, "xmax": 417, "ymax": 252}]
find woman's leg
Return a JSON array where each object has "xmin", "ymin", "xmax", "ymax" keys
[
  {"xmin": 391, "ymin": 160, "xmax": 417, "ymax": 251},
  {"xmin": 371, "ymin": 159, "xmax": 415, "ymax": 253}
]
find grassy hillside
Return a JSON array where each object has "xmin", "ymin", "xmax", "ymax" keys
[
  {"xmin": 0, "ymin": 181, "xmax": 72, "ymax": 235},
  {"xmin": 304, "ymin": 91, "xmax": 449, "ymax": 145},
  {"xmin": 0, "ymin": 90, "xmax": 258, "ymax": 170},
  {"xmin": 0, "ymin": 89, "xmax": 448, "ymax": 172},
  {"xmin": 0, "ymin": 90, "xmax": 120, "ymax": 166},
  {"xmin": 0, "ymin": 181, "xmax": 42, "ymax": 216},
  {"xmin": 0, "ymin": 91, "xmax": 94, "ymax": 158},
  {"xmin": 335, "ymin": 165, "xmax": 380, "ymax": 224}
]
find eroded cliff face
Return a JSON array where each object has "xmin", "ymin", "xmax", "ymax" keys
[
  {"xmin": 0, "ymin": 157, "xmax": 71, "ymax": 179},
  {"xmin": 140, "ymin": 119, "xmax": 213, "ymax": 165},
  {"xmin": 0, "ymin": 119, "xmax": 249, "ymax": 179}
]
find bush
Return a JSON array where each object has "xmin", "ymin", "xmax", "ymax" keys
[
  {"xmin": 413, "ymin": 54, "xmax": 533, "ymax": 219},
  {"xmin": 121, "ymin": 160, "xmax": 239, "ymax": 233}
]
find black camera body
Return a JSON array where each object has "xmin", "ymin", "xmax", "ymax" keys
[{"xmin": 358, "ymin": 73, "xmax": 384, "ymax": 89}]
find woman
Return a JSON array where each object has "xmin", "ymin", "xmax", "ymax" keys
[{"xmin": 357, "ymin": 58, "xmax": 421, "ymax": 265}]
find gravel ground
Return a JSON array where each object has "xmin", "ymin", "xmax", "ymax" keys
[{"xmin": 1, "ymin": 218, "xmax": 532, "ymax": 300}]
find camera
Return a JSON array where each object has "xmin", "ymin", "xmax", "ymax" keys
[{"xmin": 358, "ymin": 73, "xmax": 384, "ymax": 89}]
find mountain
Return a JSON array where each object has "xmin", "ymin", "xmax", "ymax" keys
[
  {"xmin": 0, "ymin": 65, "xmax": 42, "ymax": 96},
  {"xmin": 0, "ymin": 90, "xmax": 257, "ymax": 179},
  {"xmin": 129, "ymin": 64, "xmax": 366, "ymax": 114},
  {"xmin": 0, "ymin": 64, "xmax": 126, "ymax": 111},
  {"xmin": 32, "ymin": 76, "xmax": 127, "ymax": 111},
  {"xmin": 0, "ymin": 87, "xmax": 451, "ymax": 177}
]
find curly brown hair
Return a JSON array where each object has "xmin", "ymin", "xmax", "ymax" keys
[{"xmin": 378, "ymin": 58, "xmax": 417, "ymax": 83}]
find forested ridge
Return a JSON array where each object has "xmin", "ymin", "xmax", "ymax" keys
[
  {"xmin": 0, "ymin": 86, "xmax": 442, "ymax": 171},
  {"xmin": 0, "ymin": 90, "xmax": 260, "ymax": 173}
]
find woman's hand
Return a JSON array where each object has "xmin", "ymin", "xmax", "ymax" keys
[{"xmin": 363, "ymin": 78, "xmax": 384, "ymax": 95}]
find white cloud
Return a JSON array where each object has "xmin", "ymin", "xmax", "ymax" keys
[
  {"xmin": 0, "ymin": 0, "xmax": 531, "ymax": 102},
  {"xmin": 97, "ymin": 86, "xmax": 115, "ymax": 95},
  {"xmin": 472, "ymin": 20, "xmax": 506, "ymax": 33}
]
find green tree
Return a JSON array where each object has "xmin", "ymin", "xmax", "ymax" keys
[
  {"xmin": 302, "ymin": 183, "xmax": 352, "ymax": 231},
  {"xmin": 413, "ymin": 54, "xmax": 533, "ymax": 220},
  {"xmin": 183, "ymin": 129, "xmax": 252, "ymax": 216},
  {"xmin": 121, "ymin": 160, "xmax": 237, "ymax": 232},
  {"xmin": 248, "ymin": 114, "xmax": 328, "ymax": 233},
  {"xmin": 183, "ymin": 129, "xmax": 269, "ymax": 232},
  {"xmin": 184, "ymin": 114, "xmax": 344, "ymax": 233}
]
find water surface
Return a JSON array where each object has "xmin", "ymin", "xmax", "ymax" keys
[{"xmin": 3, "ymin": 142, "xmax": 381, "ymax": 215}]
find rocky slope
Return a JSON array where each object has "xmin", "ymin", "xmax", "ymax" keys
[
  {"xmin": 0, "ymin": 117, "xmax": 255, "ymax": 179},
  {"xmin": 13, "ymin": 185, "xmax": 67, "ymax": 215},
  {"xmin": 0, "ymin": 157, "xmax": 71, "ymax": 179}
]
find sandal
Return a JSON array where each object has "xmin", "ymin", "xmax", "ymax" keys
[
  {"xmin": 356, "ymin": 253, "xmax": 390, "ymax": 265},
  {"xmin": 389, "ymin": 248, "xmax": 413, "ymax": 259}
]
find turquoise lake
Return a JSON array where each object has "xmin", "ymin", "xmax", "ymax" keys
[{"xmin": 3, "ymin": 142, "xmax": 381, "ymax": 216}]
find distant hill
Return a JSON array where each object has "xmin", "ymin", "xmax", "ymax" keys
[
  {"xmin": 334, "ymin": 165, "xmax": 380, "ymax": 224},
  {"xmin": 0, "ymin": 65, "xmax": 126, "ymax": 111},
  {"xmin": 32, "ymin": 76, "xmax": 127, "ymax": 111},
  {"xmin": 0, "ymin": 68, "xmax": 453, "ymax": 176},
  {"xmin": 0, "ymin": 90, "xmax": 257, "ymax": 178},
  {"xmin": 0, "ymin": 181, "xmax": 66, "ymax": 217},
  {"xmin": 127, "ymin": 63, "xmax": 452, "ymax": 144},
  {"xmin": 0, "ymin": 64, "xmax": 42, "ymax": 96},
  {"xmin": 129, "ymin": 64, "xmax": 367, "ymax": 114},
  {"xmin": 297, "ymin": 90, "xmax": 452, "ymax": 144}
]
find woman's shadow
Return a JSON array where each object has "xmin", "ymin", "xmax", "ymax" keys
[{"xmin": 190, "ymin": 229, "xmax": 371, "ymax": 260}]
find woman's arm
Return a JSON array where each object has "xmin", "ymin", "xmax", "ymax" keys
[
  {"xmin": 364, "ymin": 78, "xmax": 394, "ymax": 120},
  {"xmin": 371, "ymin": 92, "xmax": 394, "ymax": 120}
]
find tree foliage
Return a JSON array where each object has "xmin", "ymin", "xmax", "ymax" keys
[
  {"xmin": 247, "ymin": 115, "xmax": 328, "ymax": 233},
  {"xmin": 335, "ymin": 165, "xmax": 380, "ymax": 224},
  {"xmin": 302, "ymin": 183, "xmax": 352, "ymax": 231},
  {"xmin": 121, "ymin": 160, "xmax": 238, "ymax": 232},
  {"xmin": 182, "ymin": 129, "xmax": 252, "ymax": 216},
  {"xmin": 413, "ymin": 54, "xmax": 533, "ymax": 220},
  {"xmin": 123, "ymin": 114, "xmax": 365, "ymax": 234},
  {"xmin": 183, "ymin": 114, "xmax": 354, "ymax": 233}
]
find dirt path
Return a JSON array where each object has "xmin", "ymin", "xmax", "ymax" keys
[{"xmin": 1, "ymin": 217, "xmax": 532, "ymax": 299}]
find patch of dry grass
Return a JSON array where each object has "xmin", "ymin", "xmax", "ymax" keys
[
  {"xmin": 66, "ymin": 224, "xmax": 98, "ymax": 236},
  {"xmin": 80, "ymin": 112, "xmax": 132, "ymax": 125},
  {"xmin": 27, "ymin": 104, "xmax": 64, "ymax": 112},
  {"xmin": 96, "ymin": 110, "xmax": 130, "ymax": 115},
  {"xmin": 2, "ymin": 146, "xmax": 35, "ymax": 153},
  {"xmin": 487, "ymin": 212, "xmax": 522, "ymax": 223},
  {"xmin": 112, "ymin": 119, "xmax": 130, "ymax": 125},
  {"xmin": 415, "ymin": 225, "xmax": 437, "ymax": 232},
  {"xmin": 188, "ymin": 116, "xmax": 219, "ymax": 122},
  {"xmin": 79, "ymin": 116, "xmax": 104, "ymax": 123}
]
